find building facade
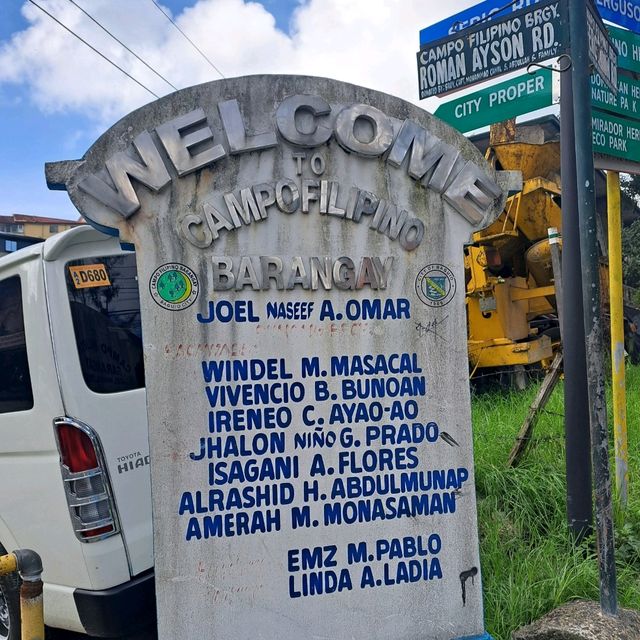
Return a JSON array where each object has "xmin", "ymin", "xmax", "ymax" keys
[{"xmin": 0, "ymin": 214, "xmax": 84, "ymax": 255}]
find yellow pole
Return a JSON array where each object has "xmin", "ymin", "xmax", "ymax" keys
[
  {"xmin": 608, "ymin": 170, "xmax": 628, "ymax": 508},
  {"xmin": 20, "ymin": 579, "xmax": 44, "ymax": 640},
  {"xmin": 0, "ymin": 553, "xmax": 17, "ymax": 575},
  {"xmin": 0, "ymin": 552, "xmax": 44, "ymax": 640}
]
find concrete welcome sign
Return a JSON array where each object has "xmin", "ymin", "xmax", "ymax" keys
[{"xmin": 48, "ymin": 75, "xmax": 513, "ymax": 640}]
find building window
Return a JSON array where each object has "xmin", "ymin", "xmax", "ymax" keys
[
  {"xmin": 4, "ymin": 241, "xmax": 17, "ymax": 253},
  {"xmin": 49, "ymin": 224, "xmax": 59, "ymax": 233}
]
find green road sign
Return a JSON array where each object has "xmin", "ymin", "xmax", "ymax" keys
[
  {"xmin": 608, "ymin": 25, "xmax": 640, "ymax": 73},
  {"xmin": 592, "ymin": 108, "xmax": 640, "ymax": 161},
  {"xmin": 592, "ymin": 72, "xmax": 640, "ymax": 121},
  {"xmin": 434, "ymin": 69, "xmax": 555, "ymax": 133}
]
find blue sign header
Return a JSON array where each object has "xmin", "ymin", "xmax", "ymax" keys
[
  {"xmin": 419, "ymin": 0, "xmax": 545, "ymax": 46},
  {"xmin": 419, "ymin": 0, "xmax": 640, "ymax": 46},
  {"xmin": 595, "ymin": 0, "xmax": 640, "ymax": 34}
]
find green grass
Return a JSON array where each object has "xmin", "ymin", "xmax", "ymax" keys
[{"xmin": 472, "ymin": 364, "xmax": 640, "ymax": 639}]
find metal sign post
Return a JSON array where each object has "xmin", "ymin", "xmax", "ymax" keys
[
  {"xmin": 416, "ymin": 0, "xmax": 621, "ymax": 618},
  {"xmin": 560, "ymin": 67, "xmax": 593, "ymax": 541},
  {"xmin": 568, "ymin": 0, "xmax": 617, "ymax": 616}
]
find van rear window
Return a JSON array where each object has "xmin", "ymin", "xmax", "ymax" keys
[
  {"xmin": 66, "ymin": 254, "xmax": 144, "ymax": 394},
  {"xmin": 0, "ymin": 277, "xmax": 34, "ymax": 413}
]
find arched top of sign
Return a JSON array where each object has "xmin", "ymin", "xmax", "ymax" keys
[{"xmin": 46, "ymin": 75, "xmax": 513, "ymax": 248}]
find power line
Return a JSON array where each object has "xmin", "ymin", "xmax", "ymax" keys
[
  {"xmin": 68, "ymin": 0, "xmax": 179, "ymax": 92},
  {"xmin": 27, "ymin": 0, "xmax": 159, "ymax": 99},
  {"xmin": 148, "ymin": 0, "xmax": 224, "ymax": 79}
]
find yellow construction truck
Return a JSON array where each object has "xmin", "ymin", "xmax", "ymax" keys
[{"xmin": 465, "ymin": 116, "xmax": 639, "ymax": 380}]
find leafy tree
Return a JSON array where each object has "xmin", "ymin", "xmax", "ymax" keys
[
  {"xmin": 621, "ymin": 174, "xmax": 640, "ymax": 288},
  {"xmin": 621, "ymin": 173, "xmax": 640, "ymax": 204},
  {"xmin": 622, "ymin": 218, "xmax": 640, "ymax": 288}
]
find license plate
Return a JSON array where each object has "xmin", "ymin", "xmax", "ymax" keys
[{"xmin": 69, "ymin": 263, "xmax": 111, "ymax": 289}]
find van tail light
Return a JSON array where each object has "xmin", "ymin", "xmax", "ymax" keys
[{"xmin": 53, "ymin": 417, "xmax": 120, "ymax": 542}]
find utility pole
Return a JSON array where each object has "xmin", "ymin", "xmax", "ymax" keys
[
  {"xmin": 568, "ymin": 0, "xmax": 617, "ymax": 616},
  {"xmin": 560, "ymin": 66, "xmax": 593, "ymax": 540}
]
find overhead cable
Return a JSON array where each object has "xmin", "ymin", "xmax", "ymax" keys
[
  {"xmin": 68, "ymin": 0, "xmax": 179, "ymax": 92},
  {"xmin": 27, "ymin": 0, "xmax": 159, "ymax": 98},
  {"xmin": 148, "ymin": 0, "xmax": 225, "ymax": 79}
]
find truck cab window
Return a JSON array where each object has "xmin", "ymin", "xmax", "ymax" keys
[{"xmin": 65, "ymin": 254, "xmax": 144, "ymax": 393}]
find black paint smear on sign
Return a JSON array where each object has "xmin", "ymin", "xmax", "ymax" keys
[{"xmin": 460, "ymin": 567, "xmax": 478, "ymax": 606}]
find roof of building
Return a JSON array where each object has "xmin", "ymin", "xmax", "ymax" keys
[{"xmin": 0, "ymin": 214, "xmax": 84, "ymax": 225}]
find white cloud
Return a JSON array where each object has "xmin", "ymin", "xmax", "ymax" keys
[{"xmin": 0, "ymin": 0, "xmax": 477, "ymax": 126}]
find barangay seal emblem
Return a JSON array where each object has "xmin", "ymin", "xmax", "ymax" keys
[
  {"xmin": 149, "ymin": 263, "xmax": 199, "ymax": 310},
  {"xmin": 415, "ymin": 264, "xmax": 456, "ymax": 307}
]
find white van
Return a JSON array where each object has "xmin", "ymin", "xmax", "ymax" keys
[{"xmin": 0, "ymin": 226, "xmax": 154, "ymax": 639}]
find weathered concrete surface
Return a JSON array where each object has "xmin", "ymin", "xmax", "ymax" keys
[
  {"xmin": 513, "ymin": 601, "xmax": 640, "ymax": 640},
  {"xmin": 50, "ymin": 75, "xmax": 511, "ymax": 640}
]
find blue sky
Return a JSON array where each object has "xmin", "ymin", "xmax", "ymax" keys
[
  {"xmin": 0, "ymin": 0, "xmax": 305, "ymax": 220},
  {"xmin": 0, "ymin": 0, "xmax": 519, "ymax": 222},
  {"xmin": 0, "ymin": 3, "xmax": 83, "ymax": 219},
  {"xmin": 1, "ymin": 0, "xmax": 629, "ymax": 223}
]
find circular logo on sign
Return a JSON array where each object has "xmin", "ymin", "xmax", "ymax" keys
[
  {"xmin": 415, "ymin": 264, "xmax": 456, "ymax": 307},
  {"xmin": 149, "ymin": 263, "xmax": 199, "ymax": 310}
]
